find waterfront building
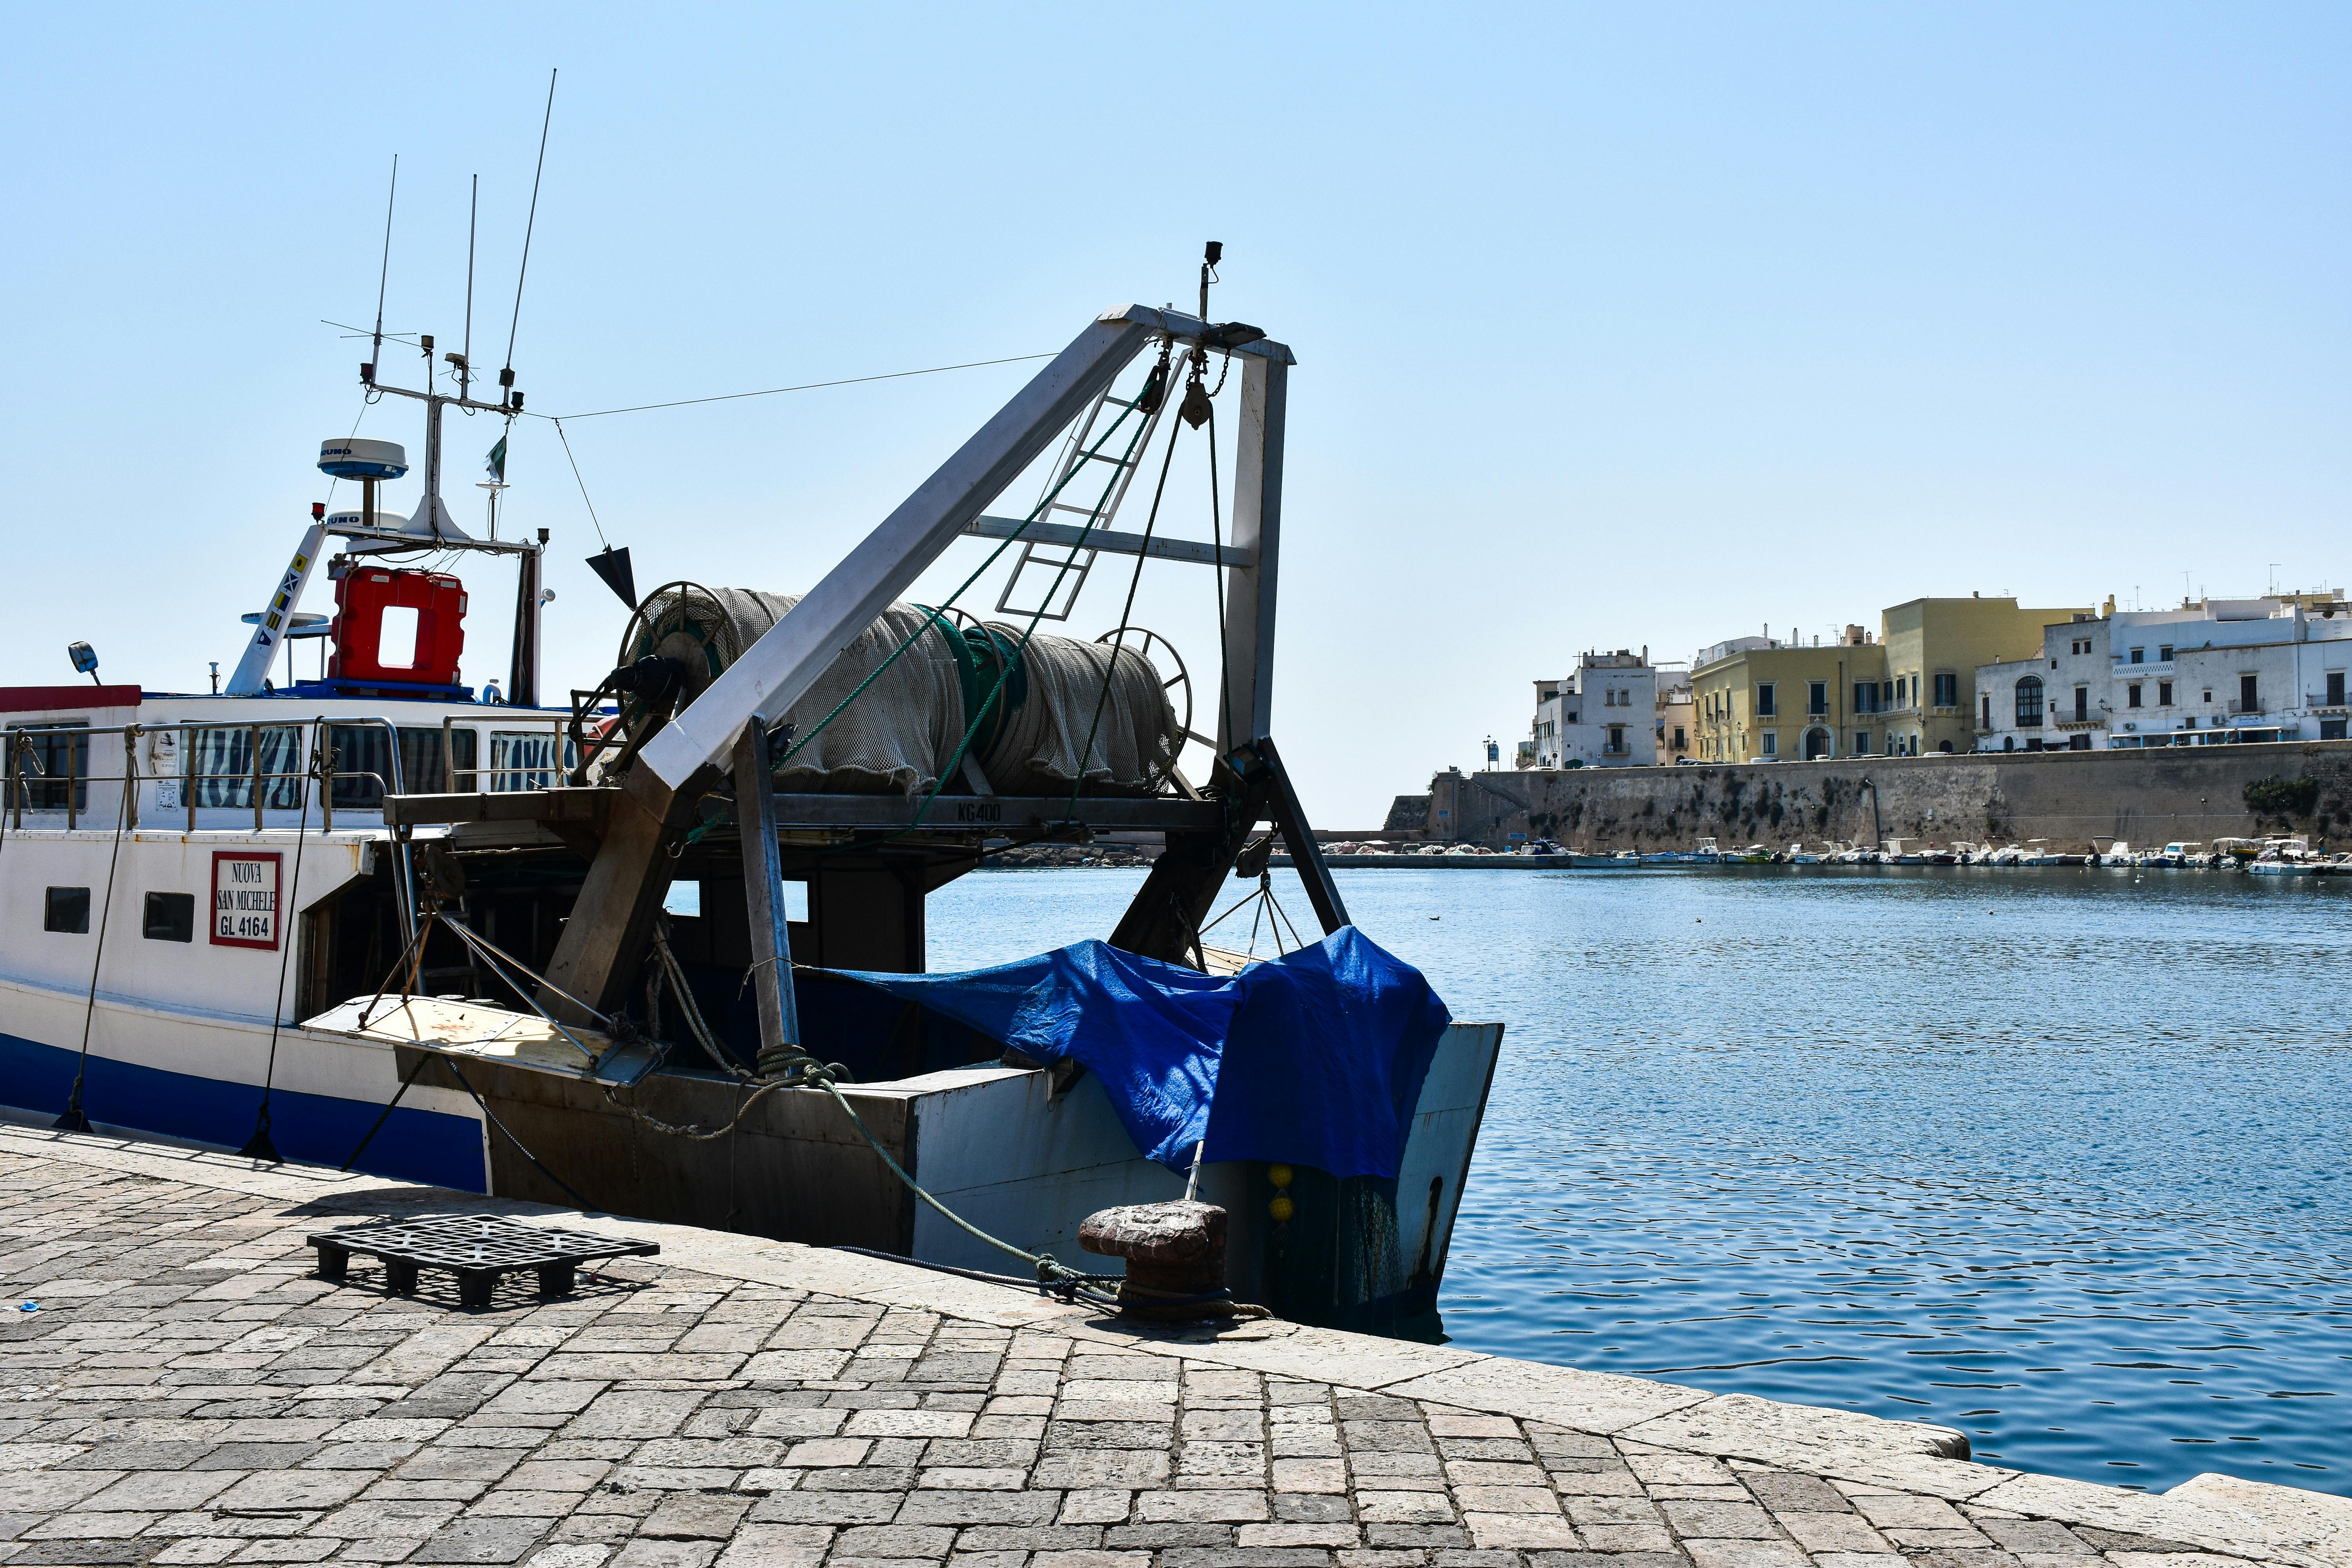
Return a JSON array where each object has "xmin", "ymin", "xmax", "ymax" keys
[
  {"xmin": 1975, "ymin": 591, "xmax": 2352, "ymax": 752},
  {"xmin": 1654, "ymin": 666, "xmax": 1694, "ymax": 762},
  {"xmin": 1688, "ymin": 595, "xmax": 2084, "ymax": 762},
  {"xmin": 1528, "ymin": 650, "xmax": 1659, "ymax": 767},
  {"xmin": 1690, "ymin": 626, "xmax": 1886, "ymax": 762},
  {"xmin": 1879, "ymin": 595, "xmax": 2090, "ymax": 756}
]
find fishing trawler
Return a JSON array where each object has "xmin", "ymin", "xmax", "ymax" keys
[{"xmin": 0, "ymin": 278, "xmax": 1503, "ymax": 1332}]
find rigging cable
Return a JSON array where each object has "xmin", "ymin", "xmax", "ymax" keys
[
  {"xmin": 550, "ymin": 418, "xmax": 609, "ymax": 549},
  {"xmin": 242, "ymin": 732, "xmax": 328, "ymax": 1163},
  {"xmin": 56, "ymin": 728, "xmax": 136, "ymax": 1134},
  {"xmin": 1065, "ymin": 367, "xmax": 1188, "ymax": 818},
  {"xmin": 537, "ymin": 352, "xmax": 1058, "ymax": 421}
]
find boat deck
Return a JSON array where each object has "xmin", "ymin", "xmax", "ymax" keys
[{"xmin": 3, "ymin": 1125, "xmax": 2344, "ymax": 1568}]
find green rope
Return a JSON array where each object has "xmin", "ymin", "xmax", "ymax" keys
[{"xmin": 763, "ymin": 1051, "xmax": 1091, "ymax": 1285}]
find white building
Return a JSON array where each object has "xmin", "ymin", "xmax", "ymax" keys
[
  {"xmin": 1528, "ymin": 650, "xmax": 1659, "ymax": 768},
  {"xmin": 1975, "ymin": 593, "xmax": 2352, "ymax": 752}
]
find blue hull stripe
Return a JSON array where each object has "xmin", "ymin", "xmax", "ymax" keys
[{"xmin": 0, "ymin": 1031, "xmax": 485, "ymax": 1192}]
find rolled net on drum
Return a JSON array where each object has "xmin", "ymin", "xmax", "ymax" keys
[
  {"xmin": 975, "ymin": 625, "xmax": 1179, "ymax": 797},
  {"xmin": 621, "ymin": 586, "xmax": 1177, "ymax": 798}
]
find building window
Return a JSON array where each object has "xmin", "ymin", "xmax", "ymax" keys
[
  {"xmin": 142, "ymin": 892, "xmax": 195, "ymax": 943},
  {"xmin": 2329, "ymin": 672, "xmax": 2346, "ymax": 706},
  {"xmin": 2239, "ymin": 675, "xmax": 2259, "ymax": 712},
  {"xmin": 1981, "ymin": 694, "xmax": 1991, "ymax": 729},
  {"xmin": 1934, "ymin": 673, "xmax": 1957, "ymax": 707},
  {"xmin": 1855, "ymin": 681, "xmax": 1878, "ymax": 714},
  {"xmin": 1854, "ymin": 730, "xmax": 1870, "ymax": 754},
  {"xmin": 1673, "ymin": 727, "xmax": 1686, "ymax": 749},
  {"xmin": 2070, "ymin": 734, "xmax": 2091, "ymax": 751},
  {"xmin": 1808, "ymin": 681, "xmax": 1828, "ymax": 715},
  {"xmin": 2159, "ymin": 645, "xmax": 2173, "ymax": 662},
  {"xmin": 1761, "ymin": 731, "xmax": 1778, "ymax": 756},
  {"xmin": 2129, "ymin": 648, "xmax": 2145, "ymax": 664},
  {"xmin": 1756, "ymin": 683, "xmax": 1777, "ymax": 717},
  {"xmin": 2076, "ymin": 688, "xmax": 2091, "ymax": 720},
  {"xmin": 2126, "ymin": 684, "xmax": 2141, "ymax": 709},
  {"xmin": 2202, "ymin": 689, "xmax": 2212, "ymax": 703},
  {"xmin": 2158, "ymin": 681, "xmax": 2172, "ymax": 706},
  {"xmin": 2016, "ymin": 675, "xmax": 2045, "ymax": 728},
  {"xmin": 44, "ymin": 887, "xmax": 91, "ymax": 934},
  {"xmin": 2324, "ymin": 719, "xmax": 2349, "ymax": 740}
]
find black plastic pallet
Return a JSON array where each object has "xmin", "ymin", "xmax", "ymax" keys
[{"xmin": 308, "ymin": 1215, "xmax": 659, "ymax": 1308}]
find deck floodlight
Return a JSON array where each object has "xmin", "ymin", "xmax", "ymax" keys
[{"xmin": 67, "ymin": 641, "xmax": 98, "ymax": 684}]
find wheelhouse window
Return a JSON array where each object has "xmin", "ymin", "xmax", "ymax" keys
[
  {"xmin": 187, "ymin": 726, "xmax": 303, "ymax": 810},
  {"xmin": 328, "ymin": 725, "xmax": 479, "ymax": 807},
  {"xmin": 488, "ymin": 731, "xmax": 575, "ymax": 792},
  {"xmin": 2015, "ymin": 675, "xmax": 2045, "ymax": 728},
  {"xmin": 6, "ymin": 722, "xmax": 89, "ymax": 812}
]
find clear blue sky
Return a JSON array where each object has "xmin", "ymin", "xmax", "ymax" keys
[{"xmin": 4, "ymin": 4, "xmax": 2345, "ymax": 825}]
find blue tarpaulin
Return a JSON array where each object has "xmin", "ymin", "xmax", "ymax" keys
[{"xmin": 830, "ymin": 927, "xmax": 1450, "ymax": 1181}]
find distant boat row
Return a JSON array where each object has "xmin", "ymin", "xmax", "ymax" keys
[{"xmin": 1290, "ymin": 835, "xmax": 2344, "ymax": 873}]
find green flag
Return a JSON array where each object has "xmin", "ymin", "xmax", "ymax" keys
[{"xmin": 485, "ymin": 434, "xmax": 508, "ymax": 483}]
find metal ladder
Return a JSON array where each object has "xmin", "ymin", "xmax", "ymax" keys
[{"xmin": 995, "ymin": 371, "xmax": 1171, "ymax": 621}]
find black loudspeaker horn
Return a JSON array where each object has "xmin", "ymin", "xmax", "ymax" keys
[{"xmin": 587, "ymin": 546, "xmax": 638, "ymax": 609}]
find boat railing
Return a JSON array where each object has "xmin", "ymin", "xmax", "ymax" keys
[{"xmin": 2, "ymin": 715, "xmax": 421, "ymax": 943}]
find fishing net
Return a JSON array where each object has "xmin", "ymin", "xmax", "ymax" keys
[{"xmin": 618, "ymin": 585, "xmax": 1179, "ymax": 797}]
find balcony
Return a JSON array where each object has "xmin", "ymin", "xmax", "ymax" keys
[
  {"xmin": 2229, "ymin": 700, "xmax": 2267, "ymax": 717},
  {"xmin": 2306, "ymin": 693, "xmax": 2349, "ymax": 715},
  {"xmin": 2053, "ymin": 715, "xmax": 2108, "ymax": 731}
]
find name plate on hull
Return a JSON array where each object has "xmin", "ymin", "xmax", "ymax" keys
[{"xmin": 212, "ymin": 851, "xmax": 283, "ymax": 949}]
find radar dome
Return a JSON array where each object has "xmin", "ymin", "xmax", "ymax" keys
[{"xmin": 318, "ymin": 437, "xmax": 408, "ymax": 480}]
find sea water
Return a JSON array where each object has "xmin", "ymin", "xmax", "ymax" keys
[{"xmin": 925, "ymin": 864, "xmax": 2352, "ymax": 1496}]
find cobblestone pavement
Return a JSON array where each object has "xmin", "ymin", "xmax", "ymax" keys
[{"xmin": 0, "ymin": 1134, "xmax": 2337, "ymax": 1568}]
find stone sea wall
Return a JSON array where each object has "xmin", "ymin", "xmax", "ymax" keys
[{"xmin": 1418, "ymin": 740, "xmax": 2352, "ymax": 854}]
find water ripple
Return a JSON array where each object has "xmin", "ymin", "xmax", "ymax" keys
[{"xmin": 931, "ymin": 865, "xmax": 2352, "ymax": 1495}]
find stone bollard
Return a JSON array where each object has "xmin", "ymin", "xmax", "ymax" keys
[{"xmin": 1077, "ymin": 1200, "xmax": 1232, "ymax": 1319}]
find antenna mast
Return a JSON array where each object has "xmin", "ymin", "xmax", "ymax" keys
[
  {"xmin": 503, "ymin": 69, "xmax": 557, "ymax": 387},
  {"xmin": 369, "ymin": 155, "xmax": 397, "ymax": 382},
  {"xmin": 461, "ymin": 174, "xmax": 477, "ymax": 403}
]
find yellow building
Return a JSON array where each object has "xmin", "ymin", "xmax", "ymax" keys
[
  {"xmin": 1691, "ymin": 630, "xmax": 1887, "ymax": 762},
  {"xmin": 1690, "ymin": 595, "xmax": 2093, "ymax": 762},
  {"xmin": 1879, "ymin": 595, "xmax": 2090, "ymax": 755}
]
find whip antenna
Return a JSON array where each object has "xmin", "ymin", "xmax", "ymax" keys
[
  {"xmin": 461, "ymin": 173, "xmax": 477, "ymax": 400},
  {"xmin": 502, "ymin": 68, "xmax": 557, "ymax": 396},
  {"xmin": 370, "ymin": 154, "xmax": 398, "ymax": 375}
]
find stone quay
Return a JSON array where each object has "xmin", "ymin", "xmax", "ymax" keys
[{"xmin": 1, "ymin": 1125, "xmax": 2345, "ymax": 1568}]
